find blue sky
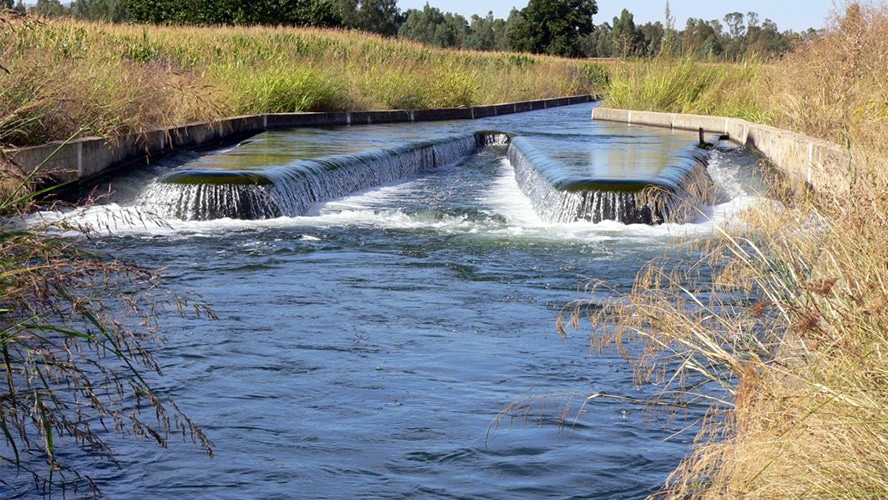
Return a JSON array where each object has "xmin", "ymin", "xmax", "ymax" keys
[{"xmin": 396, "ymin": 0, "xmax": 839, "ymax": 33}]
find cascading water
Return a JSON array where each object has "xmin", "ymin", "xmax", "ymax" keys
[
  {"xmin": 136, "ymin": 110, "xmax": 720, "ymax": 225},
  {"xmin": 140, "ymin": 133, "xmax": 508, "ymax": 221},
  {"xmin": 507, "ymin": 136, "xmax": 722, "ymax": 224}
]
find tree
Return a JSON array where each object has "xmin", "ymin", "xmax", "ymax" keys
[
  {"xmin": 593, "ymin": 21, "xmax": 613, "ymax": 56},
  {"xmin": 681, "ymin": 18, "xmax": 722, "ymax": 59},
  {"xmin": 464, "ymin": 11, "xmax": 504, "ymax": 51},
  {"xmin": 398, "ymin": 3, "xmax": 466, "ymax": 48},
  {"xmin": 71, "ymin": 0, "xmax": 128, "ymax": 22},
  {"xmin": 660, "ymin": 0, "xmax": 679, "ymax": 57},
  {"xmin": 723, "ymin": 11, "xmax": 745, "ymax": 39},
  {"xmin": 32, "ymin": 0, "xmax": 68, "ymax": 17},
  {"xmin": 338, "ymin": 0, "xmax": 401, "ymax": 36},
  {"xmin": 503, "ymin": 7, "xmax": 527, "ymax": 52},
  {"xmin": 508, "ymin": 0, "xmax": 597, "ymax": 57},
  {"xmin": 123, "ymin": 0, "xmax": 340, "ymax": 27},
  {"xmin": 3, "ymin": 0, "xmax": 12, "ymax": 10},
  {"xmin": 638, "ymin": 21, "xmax": 664, "ymax": 57},
  {"xmin": 249, "ymin": 0, "xmax": 341, "ymax": 27},
  {"xmin": 747, "ymin": 17, "xmax": 791, "ymax": 58},
  {"xmin": 611, "ymin": 8, "xmax": 640, "ymax": 57},
  {"xmin": 746, "ymin": 10, "xmax": 759, "ymax": 30},
  {"xmin": 722, "ymin": 12, "xmax": 746, "ymax": 60}
]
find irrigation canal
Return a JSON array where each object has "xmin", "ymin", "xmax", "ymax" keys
[{"xmin": 22, "ymin": 102, "xmax": 763, "ymax": 498}]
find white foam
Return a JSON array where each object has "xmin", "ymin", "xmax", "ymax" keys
[{"xmin": 27, "ymin": 149, "xmax": 763, "ymax": 245}]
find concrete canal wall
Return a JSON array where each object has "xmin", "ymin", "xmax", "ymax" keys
[
  {"xmin": 5, "ymin": 96, "xmax": 592, "ymax": 190},
  {"xmin": 592, "ymin": 107, "xmax": 849, "ymax": 194}
]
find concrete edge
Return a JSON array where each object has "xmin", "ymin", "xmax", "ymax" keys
[
  {"xmin": 5, "ymin": 95, "xmax": 594, "ymax": 190},
  {"xmin": 591, "ymin": 107, "xmax": 849, "ymax": 194}
]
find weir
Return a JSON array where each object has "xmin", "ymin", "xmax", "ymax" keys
[
  {"xmin": 140, "ymin": 132, "xmax": 509, "ymax": 220},
  {"xmin": 28, "ymin": 102, "xmax": 764, "ymax": 499},
  {"xmin": 136, "ymin": 107, "xmax": 724, "ymax": 224},
  {"xmin": 507, "ymin": 137, "xmax": 721, "ymax": 224}
]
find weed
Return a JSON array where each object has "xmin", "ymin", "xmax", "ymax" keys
[
  {"xmin": 0, "ymin": 16, "xmax": 607, "ymax": 148},
  {"xmin": 586, "ymin": 3, "xmax": 888, "ymax": 497}
]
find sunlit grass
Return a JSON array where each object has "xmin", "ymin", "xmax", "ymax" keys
[
  {"xmin": 604, "ymin": 58, "xmax": 773, "ymax": 122},
  {"xmin": 584, "ymin": 2, "xmax": 888, "ymax": 498},
  {"xmin": 0, "ymin": 15, "xmax": 607, "ymax": 148}
]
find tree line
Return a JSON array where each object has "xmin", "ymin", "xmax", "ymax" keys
[{"xmin": 11, "ymin": 0, "xmax": 811, "ymax": 60}]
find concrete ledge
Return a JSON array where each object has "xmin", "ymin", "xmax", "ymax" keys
[
  {"xmin": 6, "ymin": 95, "xmax": 593, "ymax": 190},
  {"xmin": 411, "ymin": 107, "xmax": 474, "ymax": 121},
  {"xmin": 265, "ymin": 112, "xmax": 351, "ymax": 129},
  {"xmin": 592, "ymin": 107, "xmax": 848, "ymax": 194},
  {"xmin": 349, "ymin": 110, "xmax": 412, "ymax": 125}
]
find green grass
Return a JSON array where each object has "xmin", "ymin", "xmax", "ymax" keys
[
  {"xmin": 0, "ymin": 15, "xmax": 608, "ymax": 148},
  {"xmin": 581, "ymin": 3, "xmax": 888, "ymax": 498},
  {"xmin": 603, "ymin": 58, "xmax": 772, "ymax": 122}
]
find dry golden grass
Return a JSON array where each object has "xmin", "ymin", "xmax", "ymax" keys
[
  {"xmin": 585, "ymin": 2, "xmax": 888, "ymax": 498},
  {"xmin": 0, "ymin": 15, "xmax": 607, "ymax": 148}
]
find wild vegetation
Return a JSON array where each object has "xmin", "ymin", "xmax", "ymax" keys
[
  {"xmin": 564, "ymin": 2, "xmax": 888, "ymax": 497},
  {"xmin": 17, "ymin": 0, "xmax": 801, "ymax": 60},
  {"xmin": 604, "ymin": 58, "xmax": 772, "ymax": 122},
  {"xmin": 0, "ymin": 14, "xmax": 606, "ymax": 148},
  {"xmin": 3, "ymin": 0, "xmax": 887, "ymax": 496},
  {"xmin": 0, "ymin": 140, "xmax": 216, "ymax": 494},
  {"xmin": 0, "ymin": 15, "xmax": 223, "ymax": 492},
  {"xmin": 0, "ymin": 210, "xmax": 217, "ymax": 496}
]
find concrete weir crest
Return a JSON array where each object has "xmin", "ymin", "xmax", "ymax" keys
[
  {"xmin": 5, "ymin": 96, "xmax": 593, "ymax": 190},
  {"xmin": 591, "ymin": 107, "xmax": 847, "ymax": 195}
]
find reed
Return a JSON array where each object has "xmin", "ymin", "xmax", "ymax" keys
[
  {"xmin": 604, "ymin": 58, "xmax": 773, "ymax": 122},
  {"xmin": 0, "ymin": 15, "xmax": 607, "ymax": 148},
  {"xmin": 574, "ymin": 2, "xmax": 888, "ymax": 497},
  {"xmin": 0, "ymin": 149, "xmax": 217, "ymax": 494}
]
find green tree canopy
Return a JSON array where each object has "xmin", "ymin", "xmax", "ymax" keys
[
  {"xmin": 123, "ymin": 0, "xmax": 341, "ymax": 27},
  {"xmin": 464, "ymin": 12, "xmax": 506, "ymax": 51},
  {"xmin": 508, "ymin": 0, "xmax": 597, "ymax": 57},
  {"xmin": 337, "ymin": 0, "xmax": 402, "ymax": 36},
  {"xmin": 611, "ymin": 8, "xmax": 639, "ymax": 57},
  {"xmin": 70, "ymin": 0, "xmax": 128, "ymax": 22},
  {"xmin": 399, "ymin": 3, "xmax": 467, "ymax": 48},
  {"xmin": 32, "ymin": 0, "xmax": 68, "ymax": 17}
]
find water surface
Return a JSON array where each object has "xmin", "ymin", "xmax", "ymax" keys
[{"xmin": 15, "ymin": 103, "xmax": 762, "ymax": 499}]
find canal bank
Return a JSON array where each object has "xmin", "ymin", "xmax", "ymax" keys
[
  {"xmin": 5, "ymin": 96, "xmax": 592, "ymax": 193},
  {"xmin": 591, "ymin": 107, "xmax": 848, "ymax": 195}
]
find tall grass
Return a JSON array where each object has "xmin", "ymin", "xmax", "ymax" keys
[
  {"xmin": 604, "ymin": 58, "xmax": 773, "ymax": 122},
  {"xmin": 0, "ymin": 148, "xmax": 217, "ymax": 494},
  {"xmin": 581, "ymin": 2, "xmax": 888, "ymax": 497},
  {"xmin": 0, "ymin": 14, "xmax": 607, "ymax": 148},
  {"xmin": 0, "ymin": 25, "xmax": 221, "ymax": 487}
]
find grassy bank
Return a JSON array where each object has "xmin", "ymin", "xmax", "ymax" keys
[
  {"xmin": 604, "ymin": 58, "xmax": 773, "ymax": 123},
  {"xmin": 0, "ymin": 14, "xmax": 607, "ymax": 148},
  {"xmin": 586, "ymin": 2, "xmax": 888, "ymax": 497}
]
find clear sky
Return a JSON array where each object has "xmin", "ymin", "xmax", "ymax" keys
[{"xmin": 396, "ymin": 0, "xmax": 841, "ymax": 33}]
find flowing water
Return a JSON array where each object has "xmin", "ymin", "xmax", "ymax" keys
[{"xmin": 15, "ymin": 103, "xmax": 763, "ymax": 499}]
